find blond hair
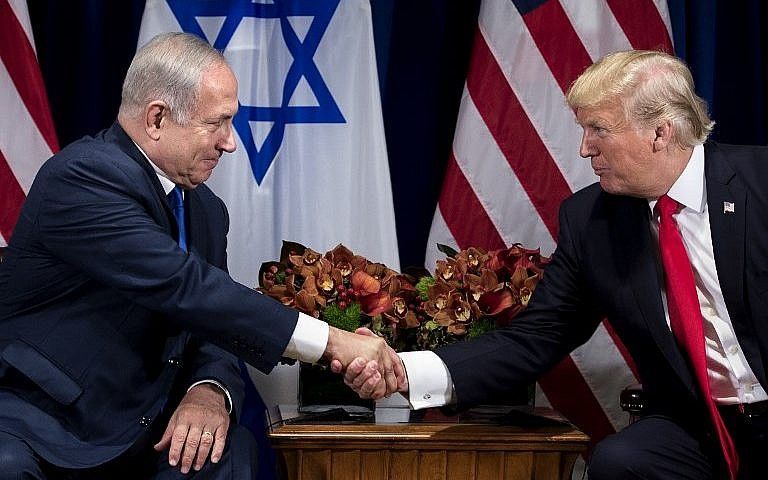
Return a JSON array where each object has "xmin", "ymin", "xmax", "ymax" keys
[{"xmin": 566, "ymin": 50, "xmax": 713, "ymax": 147}]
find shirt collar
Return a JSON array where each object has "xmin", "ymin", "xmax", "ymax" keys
[
  {"xmin": 648, "ymin": 144, "xmax": 705, "ymax": 214},
  {"xmin": 131, "ymin": 140, "xmax": 178, "ymax": 197}
]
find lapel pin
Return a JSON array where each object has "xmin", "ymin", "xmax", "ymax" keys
[{"xmin": 723, "ymin": 201, "xmax": 735, "ymax": 214}]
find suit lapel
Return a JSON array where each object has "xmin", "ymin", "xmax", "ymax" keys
[
  {"xmin": 108, "ymin": 122, "xmax": 177, "ymax": 232},
  {"xmin": 612, "ymin": 195, "xmax": 697, "ymax": 392},
  {"xmin": 109, "ymin": 123, "xmax": 168, "ymax": 202},
  {"xmin": 704, "ymin": 144, "xmax": 766, "ymax": 382},
  {"xmin": 705, "ymin": 143, "xmax": 746, "ymax": 323},
  {"xmin": 186, "ymin": 189, "xmax": 209, "ymax": 260}
]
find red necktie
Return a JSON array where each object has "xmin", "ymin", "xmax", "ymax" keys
[{"xmin": 657, "ymin": 194, "xmax": 738, "ymax": 479}]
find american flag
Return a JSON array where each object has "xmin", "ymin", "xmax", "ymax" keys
[
  {"xmin": 425, "ymin": 0, "xmax": 673, "ymax": 452},
  {"xmin": 0, "ymin": 0, "xmax": 58, "ymax": 247}
]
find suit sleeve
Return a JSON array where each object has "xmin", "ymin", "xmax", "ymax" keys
[
  {"xmin": 436, "ymin": 199, "xmax": 604, "ymax": 409},
  {"xmin": 184, "ymin": 190, "xmax": 244, "ymax": 416},
  {"xmin": 31, "ymin": 149, "xmax": 298, "ymax": 373}
]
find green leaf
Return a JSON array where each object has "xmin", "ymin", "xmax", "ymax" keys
[
  {"xmin": 468, "ymin": 318, "xmax": 495, "ymax": 338},
  {"xmin": 415, "ymin": 276, "xmax": 436, "ymax": 301},
  {"xmin": 424, "ymin": 320, "xmax": 440, "ymax": 331},
  {"xmin": 322, "ymin": 302, "xmax": 363, "ymax": 332}
]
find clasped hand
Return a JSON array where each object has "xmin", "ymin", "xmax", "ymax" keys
[{"xmin": 327, "ymin": 327, "xmax": 408, "ymax": 399}]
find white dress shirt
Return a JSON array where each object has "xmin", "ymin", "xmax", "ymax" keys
[
  {"xmin": 401, "ymin": 144, "xmax": 766, "ymax": 409},
  {"xmin": 649, "ymin": 145, "xmax": 766, "ymax": 405}
]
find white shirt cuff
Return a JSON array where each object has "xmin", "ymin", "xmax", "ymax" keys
[
  {"xmin": 282, "ymin": 312, "xmax": 329, "ymax": 364},
  {"xmin": 188, "ymin": 380, "xmax": 233, "ymax": 414},
  {"xmin": 399, "ymin": 350, "xmax": 455, "ymax": 409}
]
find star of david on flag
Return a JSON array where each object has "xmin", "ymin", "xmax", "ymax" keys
[
  {"xmin": 166, "ymin": 0, "xmax": 345, "ymax": 185},
  {"xmin": 138, "ymin": 1, "xmax": 400, "ymax": 477}
]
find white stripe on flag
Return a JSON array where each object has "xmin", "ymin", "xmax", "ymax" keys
[
  {"xmin": 0, "ymin": 46, "xmax": 53, "ymax": 194},
  {"xmin": 560, "ymin": 0, "xmax": 632, "ymax": 59},
  {"xmin": 424, "ymin": 209, "xmax": 457, "ymax": 275},
  {"xmin": 478, "ymin": 0, "xmax": 597, "ymax": 193},
  {"xmin": 453, "ymin": 88, "xmax": 556, "ymax": 255},
  {"xmin": 570, "ymin": 323, "xmax": 637, "ymax": 430}
]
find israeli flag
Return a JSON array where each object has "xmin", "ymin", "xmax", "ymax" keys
[{"xmin": 138, "ymin": 0, "xmax": 400, "ymax": 470}]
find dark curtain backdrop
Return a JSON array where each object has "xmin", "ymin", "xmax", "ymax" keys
[{"xmin": 27, "ymin": 0, "xmax": 768, "ymax": 269}]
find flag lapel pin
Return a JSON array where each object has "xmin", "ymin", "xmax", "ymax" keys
[{"xmin": 723, "ymin": 201, "xmax": 735, "ymax": 214}]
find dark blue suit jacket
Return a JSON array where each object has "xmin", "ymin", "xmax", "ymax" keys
[
  {"xmin": 0, "ymin": 123, "xmax": 298, "ymax": 468},
  {"xmin": 438, "ymin": 143, "xmax": 768, "ymax": 426}
]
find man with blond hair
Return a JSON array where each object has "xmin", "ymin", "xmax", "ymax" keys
[{"xmin": 344, "ymin": 50, "xmax": 768, "ymax": 479}]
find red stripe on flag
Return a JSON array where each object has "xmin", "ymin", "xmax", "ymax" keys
[
  {"xmin": 606, "ymin": 0, "xmax": 673, "ymax": 53},
  {"xmin": 0, "ymin": 149, "xmax": 26, "ymax": 241},
  {"xmin": 439, "ymin": 154, "xmax": 507, "ymax": 251},
  {"xmin": 519, "ymin": 0, "xmax": 594, "ymax": 93},
  {"xmin": 467, "ymin": 30, "xmax": 571, "ymax": 239},
  {"xmin": 0, "ymin": 0, "xmax": 59, "ymax": 153},
  {"xmin": 602, "ymin": 319, "xmax": 640, "ymax": 380},
  {"xmin": 539, "ymin": 355, "xmax": 617, "ymax": 448}
]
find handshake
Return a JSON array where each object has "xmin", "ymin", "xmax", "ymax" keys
[{"xmin": 323, "ymin": 326, "xmax": 409, "ymax": 400}]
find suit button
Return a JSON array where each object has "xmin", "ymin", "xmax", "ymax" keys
[
  {"xmin": 168, "ymin": 357, "xmax": 184, "ymax": 368},
  {"xmin": 139, "ymin": 416, "xmax": 152, "ymax": 428}
]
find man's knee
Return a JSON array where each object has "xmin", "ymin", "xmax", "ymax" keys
[
  {"xmin": 222, "ymin": 425, "xmax": 258, "ymax": 478},
  {"xmin": 0, "ymin": 433, "xmax": 43, "ymax": 480},
  {"xmin": 588, "ymin": 434, "xmax": 647, "ymax": 480}
]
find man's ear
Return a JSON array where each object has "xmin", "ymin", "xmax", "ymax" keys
[
  {"xmin": 652, "ymin": 121, "xmax": 673, "ymax": 152},
  {"xmin": 145, "ymin": 101, "xmax": 169, "ymax": 140}
]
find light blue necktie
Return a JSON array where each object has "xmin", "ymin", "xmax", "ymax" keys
[{"xmin": 168, "ymin": 186, "xmax": 187, "ymax": 252}]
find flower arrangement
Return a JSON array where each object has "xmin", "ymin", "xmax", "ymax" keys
[{"xmin": 258, "ymin": 241, "xmax": 550, "ymax": 352}]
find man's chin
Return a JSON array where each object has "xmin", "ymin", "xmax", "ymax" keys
[
  {"xmin": 599, "ymin": 179, "xmax": 622, "ymax": 195},
  {"xmin": 188, "ymin": 172, "xmax": 214, "ymax": 188}
]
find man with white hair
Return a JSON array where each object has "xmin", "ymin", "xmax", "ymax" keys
[
  {"xmin": 0, "ymin": 32, "xmax": 400, "ymax": 479},
  {"xmin": 344, "ymin": 50, "xmax": 768, "ymax": 479}
]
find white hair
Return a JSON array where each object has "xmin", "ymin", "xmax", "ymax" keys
[{"xmin": 119, "ymin": 32, "xmax": 226, "ymax": 125}]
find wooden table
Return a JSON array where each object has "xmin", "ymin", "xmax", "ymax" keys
[{"xmin": 268, "ymin": 405, "xmax": 589, "ymax": 480}]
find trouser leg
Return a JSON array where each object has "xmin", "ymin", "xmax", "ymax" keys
[
  {"xmin": 152, "ymin": 424, "xmax": 258, "ymax": 480},
  {"xmin": 588, "ymin": 415, "xmax": 717, "ymax": 480},
  {"xmin": 0, "ymin": 432, "xmax": 46, "ymax": 480}
]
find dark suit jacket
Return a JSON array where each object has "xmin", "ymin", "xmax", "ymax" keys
[
  {"xmin": 0, "ymin": 123, "xmax": 298, "ymax": 468},
  {"xmin": 438, "ymin": 142, "xmax": 768, "ymax": 427}
]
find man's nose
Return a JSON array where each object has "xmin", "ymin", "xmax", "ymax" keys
[
  {"xmin": 219, "ymin": 125, "xmax": 237, "ymax": 154},
  {"xmin": 579, "ymin": 132, "xmax": 594, "ymax": 158}
]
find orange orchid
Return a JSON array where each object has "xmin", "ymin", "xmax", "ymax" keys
[{"xmin": 257, "ymin": 241, "xmax": 549, "ymax": 353}]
